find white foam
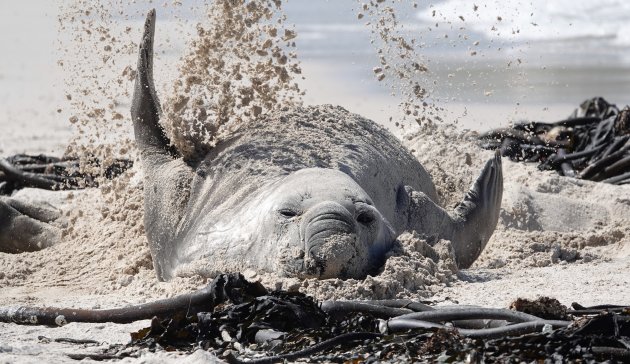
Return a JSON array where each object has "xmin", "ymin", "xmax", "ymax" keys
[{"xmin": 418, "ymin": 0, "xmax": 630, "ymax": 45}]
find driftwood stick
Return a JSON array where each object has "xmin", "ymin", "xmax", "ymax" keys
[
  {"xmin": 65, "ymin": 353, "xmax": 135, "ymax": 361},
  {"xmin": 384, "ymin": 319, "xmax": 570, "ymax": 338},
  {"xmin": 357, "ymin": 299, "xmax": 434, "ymax": 312},
  {"xmin": 390, "ymin": 307, "xmax": 546, "ymax": 324},
  {"xmin": 0, "ymin": 274, "xmax": 265, "ymax": 326},
  {"xmin": 320, "ymin": 301, "xmax": 413, "ymax": 319}
]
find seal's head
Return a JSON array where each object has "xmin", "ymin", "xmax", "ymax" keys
[
  {"xmin": 171, "ymin": 167, "xmax": 394, "ymax": 280},
  {"xmin": 265, "ymin": 168, "xmax": 395, "ymax": 279}
]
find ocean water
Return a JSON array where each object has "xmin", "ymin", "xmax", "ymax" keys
[
  {"xmin": 2, "ymin": 0, "xmax": 630, "ymax": 154},
  {"xmin": 284, "ymin": 0, "xmax": 630, "ymax": 66},
  {"xmin": 282, "ymin": 0, "xmax": 630, "ymax": 106},
  {"xmin": 425, "ymin": 0, "xmax": 630, "ymax": 48}
]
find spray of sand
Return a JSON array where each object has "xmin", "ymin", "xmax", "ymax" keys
[
  {"xmin": 0, "ymin": 0, "xmax": 306, "ymax": 301},
  {"xmin": 357, "ymin": 1, "xmax": 443, "ymax": 129},
  {"xmin": 162, "ymin": 0, "xmax": 304, "ymax": 160}
]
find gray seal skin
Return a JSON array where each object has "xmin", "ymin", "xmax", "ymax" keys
[
  {"xmin": 0, "ymin": 197, "xmax": 61, "ymax": 253},
  {"xmin": 132, "ymin": 11, "xmax": 503, "ymax": 281}
]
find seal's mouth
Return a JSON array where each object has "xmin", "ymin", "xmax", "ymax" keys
[{"xmin": 302, "ymin": 232, "xmax": 361, "ymax": 279}]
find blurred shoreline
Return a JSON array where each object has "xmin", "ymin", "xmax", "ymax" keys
[{"xmin": 2, "ymin": 1, "xmax": 630, "ymax": 154}]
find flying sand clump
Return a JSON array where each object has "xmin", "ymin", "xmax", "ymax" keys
[
  {"xmin": 358, "ymin": 1, "xmax": 444, "ymax": 128},
  {"xmin": 162, "ymin": 0, "xmax": 304, "ymax": 160},
  {"xmin": 57, "ymin": 1, "xmax": 139, "ymax": 178}
]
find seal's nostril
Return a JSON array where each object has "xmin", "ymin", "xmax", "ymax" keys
[{"xmin": 356, "ymin": 211, "xmax": 375, "ymax": 225}]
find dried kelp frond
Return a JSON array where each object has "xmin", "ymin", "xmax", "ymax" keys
[
  {"xmin": 480, "ymin": 97, "xmax": 630, "ymax": 185},
  {"xmin": 0, "ymin": 153, "xmax": 132, "ymax": 195}
]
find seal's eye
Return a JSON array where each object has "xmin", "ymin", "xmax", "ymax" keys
[
  {"xmin": 356, "ymin": 211, "xmax": 375, "ymax": 225},
  {"xmin": 279, "ymin": 209, "xmax": 299, "ymax": 218}
]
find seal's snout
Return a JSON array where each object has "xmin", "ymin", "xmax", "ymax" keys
[
  {"xmin": 304, "ymin": 202, "xmax": 355, "ymax": 244},
  {"xmin": 301, "ymin": 201, "xmax": 371, "ymax": 279}
]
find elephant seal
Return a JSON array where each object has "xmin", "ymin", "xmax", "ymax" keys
[{"xmin": 131, "ymin": 10, "xmax": 503, "ymax": 281}]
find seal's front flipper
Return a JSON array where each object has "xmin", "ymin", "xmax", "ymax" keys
[
  {"xmin": 450, "ymin": 151, "xmax": 503, "ymax": 268},
  {"xmin": 130, "ymin": 10, "xmax": 193, "ymax": 281},
  {"xmin": 131, "ymin": 9, "xmax": 175, "ymax": 159},
  {"xmin": 0, "ymin": 198, "xmax": 61, "ymax": 253}
]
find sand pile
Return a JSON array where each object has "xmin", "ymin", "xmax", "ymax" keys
[
  {"xmin": 271, "ymin": 232, "xmax": 458, "ymax": 301},
  {"xmin": 0, "ymin": 171, "xmax": 204, "ymax": 304},
  {"xmin": 481, "ymin": 164, "xmax": 629, "ymax": 270}
]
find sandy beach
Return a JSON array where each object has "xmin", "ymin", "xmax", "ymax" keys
[{"xmin": 1, "ymin": 1, "xmax": 629, "ymax": 362}]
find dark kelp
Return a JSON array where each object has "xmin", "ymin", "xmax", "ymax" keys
[
  {"xmin": 0, "ymin": 153, "xmax": 132, "ymax": 195},
  {"xmin": 480, "ymin": 97, "xmax": 630, "ymax": 185},
  {"xmin": 1, "ymin": 274, "xmax": 628, "ymax": 362}
]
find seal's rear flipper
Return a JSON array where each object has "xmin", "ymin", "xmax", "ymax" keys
[
  {"xmin": 450, "ymin": 151, "xmax": 503, "ymax": 268},
  {"xmin": 131, "ymin": 9, "xmax": 176, "ymax": 159}
]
